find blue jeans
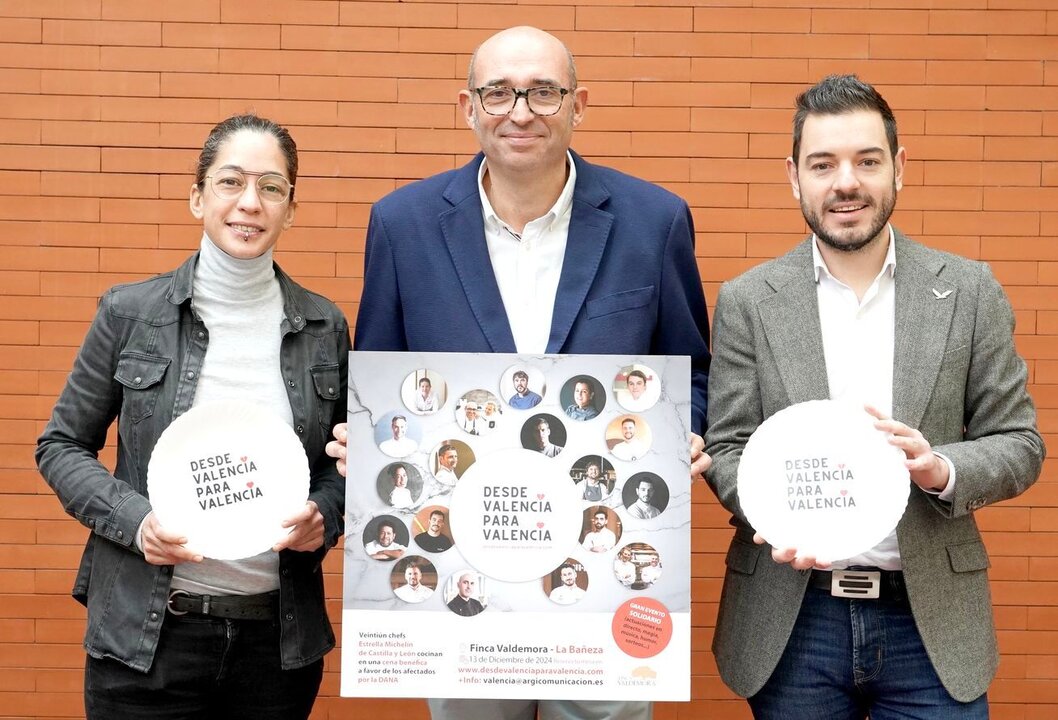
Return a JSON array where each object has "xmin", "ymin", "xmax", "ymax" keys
[
  {"xmin": 748, "ymin": 585, "xmax": 989, "ymax": 720},
  {"xmin": 84, "ymin": 612, "xmax": 323, "ymax": 720}
]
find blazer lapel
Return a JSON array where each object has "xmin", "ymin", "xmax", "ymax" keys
[
  {"xmin": 891, "ymin": 232, "xmax": 956, "ymax": 430},
  {"xmin": 439, "ymin": 155, "xmax": 517, "ymax": 353},
  {"xmin": 758, "ymin": 240, "xmax": 832, "ymax": 405},
  {"xmin": 547, "ymin": 152, "xmax": 613, "ymax": 353}
]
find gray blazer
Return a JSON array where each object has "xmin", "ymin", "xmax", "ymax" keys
[{"xmin": 705, "ymin": 231, "xmax": 1045, "ymax": 702}]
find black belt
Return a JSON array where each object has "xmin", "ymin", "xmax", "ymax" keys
[
  {"xmin": 809, "ymin": 569, "xmax": 907, "ymax": 601},
  {"xmin": 166, "ymin": 590, "xmax": 278, "ymax": 620}
]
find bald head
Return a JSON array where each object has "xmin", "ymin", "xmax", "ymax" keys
[{"xmin": 467, "ymin": 26, "xmax": 577, "ymax": 90}]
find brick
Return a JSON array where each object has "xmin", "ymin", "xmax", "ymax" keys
[
  {"xmin": 694, "ymin": 7, "xmax": 810, "ymax": 33},
  {"xmin": 815, "ymin": 9, "xmax": 928, "ymax": 34},
  {"xmin": 580, "ymin": 56, "xmax": 692, "ymax": 82},
  {"xmin": 926, "ymin": 109, "xmax": 1043, "ymax": 137},
  {"xmin": 163, "ymin": 22, "xmax": 281, "ymax": 50},
  {"xmin": 41, "ymin": 172, "xmax": 159, "ymax": 198},
  {"xmin": 0, "ymin": 94, "xmax": 100, "ymax": 122},
  {"xmin": 927, "ymin": 60, "xmax": 1044, "ymax": 86},
  {"xmin": 986, "ymin": 187, "xmax": 1058, "ymax": 212},
  {"xmin": 338, "ymin": 1, "xmax": 457, "ymax": 29},
  {"xmin": 692, "ymin": 58, "xmax": 808, "ymax": 84},
  {"xmin": 988, "ymin": 86, "xmax": 1058, "ymax": 111},
  {"xmin": 101, "ymin": 0, "xmax": 219, "ymax": 22},
  {"xmin": 0, "ymin": 42, "xmax": 99, "ymax": 71},
  {"xmin": 0, "ymin": 68, "xmax": 40, "ymax": 94},
  {"xmin": 922, "ymin": 211, "xmax": 1038, "ymax": 237},
  {"xmin": 100, "ymin": 147, "xmax": 197, "ymax": 174},
  {"xmin": 280, "ymin": 24, "xmax": 396, "ymax": 53},
  {"xmin": 987, "ymin": 137, "xmax": 1058, "ymax": 161},
  {"xmin": 42, "ymin": 18, "xmax": 160, "ymax": 46},
  {"xmin": 100, "ymin": 45, "xmax": 218, "ymax": 73},
  {"xmin": 456, "ymin": 5, "xmax": 577, "ymax": 31},
  {"xmin": 578, "ymin": 6, "xmax": 691, "ymax": 32},
  {"xmin": 871, "ymin": 34, "xmax": 987, "ymax": 61},
  {"xmin": 0, "ymin": 1, "xmax": 100, "ymax": 19},
  {"xmin": 808, "ymin": 59, "xmax": 925, "ymax": 85},
  {"xmin": 634, "ymin": 32, "xmax": 750, "ymax": 59},
  {"xmin": 753, "ymin": 33, "xmax": 868, "ymax": 60},
  {"xmin": 634, "ymin": 82, "xmax": 750, "ymax": 108},
  {"xmin": 924, "ymin": 161, "xmax": 1039, "ymax": 187},
  {"xmin": 278, "ymin": 75, "xmax": 394, "ymax": 103},
  {"xmin": 40, "ymin": 69, "xmax": 160, "ymax": 97},
  {"xmin": 0, "ymin": 18, "xmax": 41, "ymax": 43},
  {"xmin": 220, "ymin": 0, "xmax": 337, "ymax": 25},
  {"xmin": 337, "ymin": 102, "xmax": 450, "ymax": 129},
  {"xmin": 931, "ymin": 9, "xmax": 1045, "ymax": 35},
  {"xmin": 989, "ymin": 35, "xmax": 1058, "ymax": 61},
  {"xmin": 160, "ymin": 72, "xmax": 279, "ymax": 100}
]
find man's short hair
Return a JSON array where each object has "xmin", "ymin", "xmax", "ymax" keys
[
  {"xmin": 536, "ymin": 417, "xmax": 550, "ymax": 429},
  {"xmin": 389, "ymin": 464, "xmax": 406, "ymax": 479},
  {"xmin": 430, "ymin": 509, "xmax": 446, "ymax": 520},
  {"xmin": 419, "ymin": 377, "xmax": 431, "ymax": 386},
  {"xmin": 558, "ymin": 563, "xmax": 576, "ymax": 574},
  {"xmin": 439, "ymin": 443, "xmax": 456, "ymax": 456},
  {"xmin": 512, "ymin": 370, "xmax": 529, "ymax": 382},
  {"xmin": 391, "ymin": 414, "xmax": 407, "ymax": 425},
  {"xmin": 622, "ymin": 417, "xmax": 636, "ymax": 426},
  {"xmin": 378, "ymin": 520, "xmax": 396, "ymax": 534},
  {"xmin": 593, "ymin": 509, "xmax": 607, "ymax": 520},
  {"xmin": 792, "ymin": 74, "xmax": 898, "ymax": 165},
  {"xmin": 627, "ymin": 369, "xmax": 647, "ymax": 384}
]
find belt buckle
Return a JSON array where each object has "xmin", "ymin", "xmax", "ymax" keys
[
  {"xmin": 830, "ymin": 569, "xmax": 880, "ymax": 599},
  {"xmin": 167, "ymin": 589, "xmax": 191, "ymax": 616}
]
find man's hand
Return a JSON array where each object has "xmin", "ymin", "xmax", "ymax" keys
[
  {"xmin": 273, "ymin": 501, "xmax": 325, "ymax": 553},
  {"xmin": 141, "ymin": 512, "xmax": 203, "ymax": 565},
  {"xmin": 753, "ymin": 532, "xmax": 831, "ymax": 571},
  {"xmin": 690, "ymin": 432, "xmax": 711, "ymax": 481},
  {"xmin": 865, "ymin": 405, "xmax": 949, "ymax": 492},
  {"xmin": 326, "ymin": 422, "xmax": 348, "ymax": 478}
]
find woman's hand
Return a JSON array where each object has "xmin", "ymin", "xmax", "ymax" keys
[{"xmin": 140, "ymin": 512, "xmax": 203, "ymax": 565}]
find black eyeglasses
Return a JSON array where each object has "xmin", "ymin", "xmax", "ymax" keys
[{"xmin": 473, "ymin": 86, "xmax": 571, "ymax": 116}]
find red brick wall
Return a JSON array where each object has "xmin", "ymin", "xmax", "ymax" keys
[{"xmin": 2, "ymin": 2, "xmax": 1055, "ymax": 718}]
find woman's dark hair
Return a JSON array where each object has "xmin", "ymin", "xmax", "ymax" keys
[{"xmin": 194, "ymin": 114, "xmax": 298, "ymax": 200}]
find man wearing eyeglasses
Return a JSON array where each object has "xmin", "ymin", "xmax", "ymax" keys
[{"xmin": 331, "ymin": 25, "xmax": 712, "ymax": 720}]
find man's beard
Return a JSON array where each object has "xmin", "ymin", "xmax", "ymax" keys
[{"xmin": 801, "ymin": 183, "xmax": 896, "ymax": 254}]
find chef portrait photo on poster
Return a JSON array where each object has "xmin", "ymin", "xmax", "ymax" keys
[
  {"xmin": 607, "ymin": 414, "xmax": 652, "ymax": 462},
  {"xmin": 501, "ymin": 364, "xmax": 546, "ymax": 410},
  {"xmin": 560, "ymin": 374, "xmax": 606, "ymax": 422},
  {"xmin": 429, "ymin": 439, "xmax": 474, "ymax": 487},
  {"xmin": 580, "ymin": 505, "xmax": 622, "ymax": 554},
  {"xmin": 455, "ymin": 389, "xmax": 503, "ymax": 436},
  {"xmin": 362, "ymin": 514, "xmax": 409, "ymax": 562},
  {"xmin": 543, "ymin": 559, "xmax": 589, "ymax": 606},
  {"xmin": 375, "ymin": 411, "xmax": 421, "ymax": 459},
  {"xmin": 614, "ymin": 542, "xmax": 663, "ymax": 590},
  {"xmin": 391, "ymin": 556, "xmax": 438, "ymax": 604},
  {"xmin": 570, "ymin": 455, "xmax": 616, "ymax": 503},
  {"xmin": 621, "ymin": 472, "xmax": 669, "ymax": 520},
  {"xmin": 614, "ymin": 364, "xmax": 661, "ymax": 413},
  {"xmin": 521, "ymin": 413, "xmax": 567, "ymax": 458},
  {"xmin": 411, "ymin": 505, "xmax": 455, "ymax": 554},
  {"xmin": 376, "ymin": 462, "xmax": 423, "ymax": 510},
  {"xmin": 401, "ymin": 369, "xmax": 447, "ymax": 416},
  {"xmin": 444, "ymin": 569, "xmax": 488, "ymax": 617}
]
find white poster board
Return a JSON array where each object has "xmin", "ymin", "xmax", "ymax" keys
[{"xmin": 341, "ymin": 352, "xmax": 691, "ymax": 701}]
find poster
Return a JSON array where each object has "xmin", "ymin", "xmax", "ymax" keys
[{"xmin": 341, "ymin": 352, "xmax": 691, "ymax": 701}]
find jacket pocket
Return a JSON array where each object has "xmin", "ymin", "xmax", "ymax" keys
[
  {"xmin": 947, "ymin": 539, "xmax": 990, "ymax": 573},
  {"xmin": 310, "ymin": 363, "xmax": 341, "ymax": 429},
  {"xmin": 585, "ymin": 285, "xmax": 656, "ymax": 319},
  {"xmin": 114, "ymin": 353, "xmax": 170, "ymax": 423},
  {"xmin": 725, "ymin": 536, "xmax": 761, "ymax": 575}
]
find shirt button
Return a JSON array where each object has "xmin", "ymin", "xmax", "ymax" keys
[
  {"xmin": 197, "ymin": 331, "xmax": 205, "ymax": 339},
  {"xmin": 285, "ymin": 612, "xmax": 294, "ymax": 621},
  {"xmin": 296, "ymin": 425, "xmax": 304, "ymax": 434},
  {"xmin": 150, "ymin": 612, "xmax": 159, "ymax": 621},
  {"xmin": 327, "ymin": 387, "xmax": 335, "ymax": 394},
  {"xmin": 288, "ymin": 379, "xmax": 295, "ymax": 387},
  {"xmin": 116, "ymin": 530, "xmax": 124, "ymax": 539},
  {"xmin": 186, "ymin": 371, "xmax": 195, "ymax": 379},
  {"xmin": 133, "ymin": 376, "xmax": 142, "ymax": 385},
  {"xmin": 294, "ymin": 316, "xmax": 302, "ymax": 324}
]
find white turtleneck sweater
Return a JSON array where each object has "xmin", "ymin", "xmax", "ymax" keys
[{"xmin": 169, "ymin": 233, "xmax": 291, "ymax": 596}]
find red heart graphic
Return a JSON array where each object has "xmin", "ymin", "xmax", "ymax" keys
[
  {"xmin": 536, "ymin": 522, "xmax": 545, "ymax": 529},
  {"xmin": 240, "ymin": 456, "xmax": 248, "ymax": 463},
  {"xmin": 537, "ymin": 493, "xmax": 545, "ymax": 500},
  {"xmin": 247, "ymin": 481, "xmax": 254, "ymax": 489},
  {"xmin": 840, "ymin": 489, "xmax": 847, "ymax": 496},
  {"xmin": 838, "ymin": 464, "xmax": 845, "ymax": 469}
]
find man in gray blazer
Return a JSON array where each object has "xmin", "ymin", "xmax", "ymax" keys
[{"xmin": 705, "ymin": 74, "xmax": 1044, "ymax": 718}]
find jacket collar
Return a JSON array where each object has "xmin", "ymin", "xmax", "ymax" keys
[
  {"xmin": 438, "ymin": 149, "xmax": 613, "ymax": 353},
  {"xmin": 166, "ymin": 251, "xmax": 327, "ymax": 332}
]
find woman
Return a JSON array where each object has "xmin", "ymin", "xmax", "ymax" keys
[{"xmin": 35, "ymin": 115, "xmax": 349, "ymax": 719}]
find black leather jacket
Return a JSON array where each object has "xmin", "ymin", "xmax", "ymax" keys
[{"xmin": 36, "ymin": 252, "xmax": 349, "ymax": 672}]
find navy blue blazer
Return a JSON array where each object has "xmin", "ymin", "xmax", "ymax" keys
[{"xmin": 354, "ymin": 151, "xmax": 711, "ymax": 434}]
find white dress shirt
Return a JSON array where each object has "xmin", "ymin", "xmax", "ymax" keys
[
  {"xmin": 395, "ymin": 583, "xmax": 434, "ymax": 603},
  {"xmin": 814, "ymin": 228, "xmax": 954, "ymax": 570},
  {"xmin": 478, "ymin": 152, "xmax": 576, "ymax": 353}
]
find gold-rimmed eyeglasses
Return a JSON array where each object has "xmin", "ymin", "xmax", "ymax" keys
[
  {"xmin": 473, "ymin": 86, "xmax": 571, "ymax": 117},
  {"xmin": 206, "ymin": 169, "xmax": 293, "ymax": 204}
]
